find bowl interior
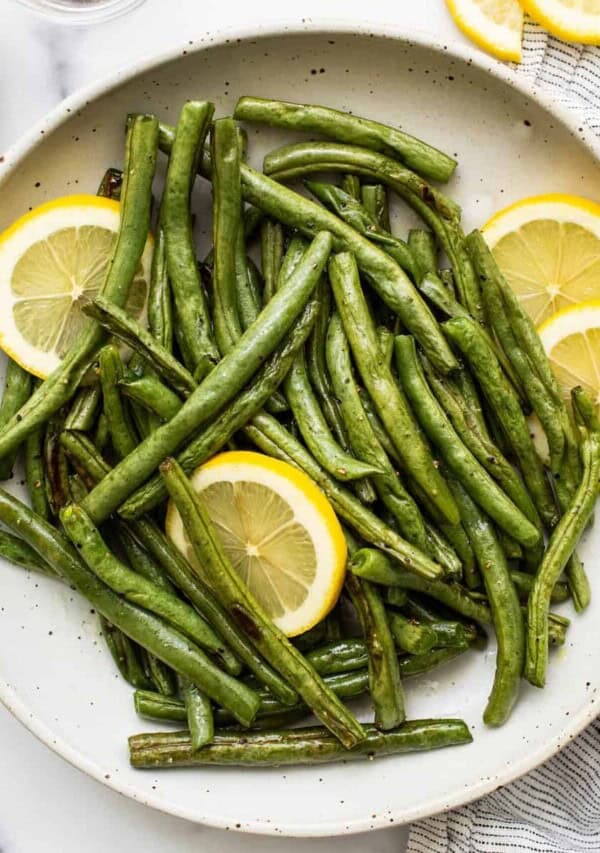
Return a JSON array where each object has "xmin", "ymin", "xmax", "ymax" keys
[{"xmin": 1, "ymin": 28, "xmax": 600, "ymax": 836}]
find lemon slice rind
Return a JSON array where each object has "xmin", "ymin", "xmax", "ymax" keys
[
  {"xmin": 166, "ymin": 451, "xmax": 347, "ymax": 637},
  {"xmin": 538, "ymin": 299, "xmax": 600, "ymax": 408},
  {"xmin": 520, "ymin": 0, "xmax": 600, "ymax": 44},
  {"xmin": 446, "ymin": 0, "xmax": 524, "ymax": 62},
  {"xmin": 0, "ymin": 194, "xmax": 152, "ymax": 378},
  {"xmin": 482, "ymin": 194, "xmax": 600, "ymax": 328}
]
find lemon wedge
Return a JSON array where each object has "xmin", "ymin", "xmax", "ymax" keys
[
  {"xmin": 520, "ymin": 0, "xmax": 600, "ymax": 44},
  {"xmin": 538, "ymin": 301, "xmax": 600, "ymax": 408},
  {"xmin": 166, "ymin": 451, "xmax": 347, "ymax": 637},
  {"xmin": 446, "ymin": 0, "xmax": 524, "ymax": 62},
  {"xmin": 482, "ymin": 194, "xmax": 600, "ymax": 328},
  {"xmin": 0, "ymin": 194, "xmax": 152, "ymax": 378}
]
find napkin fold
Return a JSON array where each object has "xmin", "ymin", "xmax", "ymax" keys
[{"xmin": 408, "ymin": 20, "xmax": 600, "ymax": 853}]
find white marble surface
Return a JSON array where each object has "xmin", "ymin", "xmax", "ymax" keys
[{"xmin": 0, "ymin": 1, "xmax": 472, "ymax": 850}]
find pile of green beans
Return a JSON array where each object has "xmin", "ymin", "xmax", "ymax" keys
[{"xmin": 0, "ymin": 94, "xmax": 597, "ymax": 772}]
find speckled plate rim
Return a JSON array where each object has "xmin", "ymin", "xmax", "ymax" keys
[{"xmin": 1, "ymin": 17, "xmax": 599, "ymax": 837}]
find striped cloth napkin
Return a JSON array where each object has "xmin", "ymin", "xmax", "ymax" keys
[{"xmin": 407, "ymin": 19, "xmax": 600, "ymax": 853}]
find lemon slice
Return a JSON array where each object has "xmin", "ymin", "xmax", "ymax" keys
[
  {"xmin": 538, "ymin": 300, "xmax": 600, "ymax": 408},
  {"xmin": 520, "ymin": 0, "xmax": 600, "ymax": 44},
  {"xmin": 482, "ymin": 194, "xmax": 600, "ymax": 328},
  {"xmin": 0, "ymin": 194, "xmax": 152, "ymax": 378},
  {"xmin": 166, "ymin": 451, "xmax": 347, "ymax": 637},
  {"xmin": 446, "ymin": 0, "xmax": 523, "ymax": 62}
]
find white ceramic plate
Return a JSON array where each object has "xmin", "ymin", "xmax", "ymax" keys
[{"xmin": 1, "ymin": 21, "xmax": 600, "ymax": 838}]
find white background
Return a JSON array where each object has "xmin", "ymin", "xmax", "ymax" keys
[{"xmin": 0, "ymin": 1, "xmax": 473, "ymax": 850}]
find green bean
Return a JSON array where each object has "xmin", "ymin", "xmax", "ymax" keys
[
  {"xmin": 346, "ymin": 572, "xmax": 404, "ymax": 729},
  {"xmin": 234, "ymin": 227, "xmax": 261, "ymax": 332},
  {"xmin": 44, "ymin": 413, "xmax": 70, "ymax": 516},
  {"xmin": 82, "ymin": 232, "xmax": 332, "ymax": 524},
  {"xmin": 211, "ymin": 118, "xmax": 244, "ymax": 354},
  {"xmin": 469, "ymin": 228, "xmax": 581, "ymax": 492},
  {"xmin": 305, "ymin": 180, "xmax": 416, "ymax": 277},
  {"xmin": 260, "ymin": 219, "xmax": 284, "ymax": 304},
  {"xmin": 65, "ymin": 386, "xmax": 101, "ymax": 432},
  {"xmin": 350, "ymin": 553, "xmax": 492, "ymax": 625},
  {"xmin": 420, "ymin": 355, "xmax": 541, "ymax": 534},
  {"xmin": 352, "ymin": 391, "xmax": 398, "ymax": 464},
  {"xmin": 61, "ymin": 504, "xmax": 242, "ymax": 667},
  {"xmin": 408, "ymin": 229, "xmax": 437, "ymax": 280},
  {"xmin": 318, "ymin": 611, "xmax": 342, "ymax": 642},
  {"xmin": 93, "ymin": 412, "xmax": 109, "ymax": 453},
  {"xmin": 306, "ymin": 279, "xmax": 345, "ymax": 438},
  {"xmin": 387, "ymin": 610, "xmax": 437, "ymax": 655},
  {"xmin": 464, "ymin": 230, "xmax": 588, "ymax": 602},
  {"xmin": 526, "ymin": 389, "xmax": 600, "ymax": 687},
  {"xmin": 0, "ymin": 528, "xmax": 55, "ymax": 575},
  {"xmin": 403, "ymin": 472, "xmax": 474, "ymax": 575},
  {"xmin": 453, "ymin": 367, "xmax": 491, "ymax": 440},
  {"xmin": 113, "ymin": 521, "xmax": 176, "ymax": 594},
  {"xmin": 392, "ymin": 187, "xmax": 484, "ymax": 322},
  {"xmin": 161, "ymin": 457, "xmax": 366, "ymax": 748},
  {"xmin": 129, "ymin": 518, "xmax": 296, "ymax": 705},
  {"xmin": 449, "ymin": 479, "xmax": 524, "ymax": 726},
  {"xmin": 444, "ymin": 317, "xmax": 558, "ymax": 529},
  {"xmin": 25, "ymin": 399, "xmax": 50, "ymax": 521},
  {"xmin": 141, "ymin": 648, "xmax": 177, "ymax": 696},
  {"xmin": 60, "ymin": 430, "xmax": 109, "ymax": 485},
  {"xmin": 96, "ymin": 345, "xmax": 137, "ymax": 458},
  {"xmin": 327, "ymin": 322, "xmax": 431, "ymax": 552},
  {"xmin": 136, "ymin": 644, "xmax": 472, "ymax": 729},
  {"xmin": 284, "ymin": 346, "xmax": 381, "ymax": 482},
  {"xmin": 235, "ymin": 96, "xmax": 457, "ymax": 182},
  {"xmin": 119, "ymin": 302, "xmax": 318, "ymax": 518},
  {"xmin": 163, "ymin": 101, "xmax": 218, "ymax": 375},
  {"xmin": 498, "ymin": 532, "xmax": 523, "ymax": 561},
  {"xmin": 97, "ymin": 167, "xmax": 122, "ymax": 200},
  {"xmin": 384, "ymin": 588, "xmax": 409, "ymax": 608},
  {"xmin": 118, "ymin": 373, "xmax": 183, "ymax": 422},
  {"xmin": 72, "ymin": 453, "xmax": 241, "ymax": 678},
  {"xmin": 394, "ymin": 335, "xmax": 539, "ymax": 548},
  {"xmin": 292, "ymin": 627, "xmax": 329, "ymax": 657},
  {"xmin": 179, "ymin": 676, "xmax": 214, "ymax": 750},
  {"xmin": 235, "ymin": 161, "xmax": 457, "ymax": 374},
  {"xmin": 0, "ymin": 360, "xmax": 33, "ymax": 479},
  {"xmin": 84, "ymin": 297, "xmax": 196, "ymax": 397},
  {"xmin": 428, "ymin": 620, "xmax": 475, "ymax": 650},
  {"xmin": 361, "ymin": 183, "xmax": 390, "ymax": 230},
  {"xmin": 0, "ymin": 115, "xmax": 158, "ymax": 462},
  {"xmin": 329, "ymin": 252, "xmax": 458, "ymax": 524},
  {"xmin": 264, "ymin": 142, "xmax": 459, "ymax": 222},
  {"xmin": 0, "ymin": 487, "xmax": 260, "ymax": 725},
  {"xmin": 463, "ymin": 231, "xmax": 570, "ymax": 416},
  {"xmin": 510, "ymin": 569, "xmax": 569, "ymax": 604},
  {"xmin": 148, "ymin": 224, "xmax": 173, "ymax": 352},
  {"xmin": 401, "ymin": 590, "xmax": 452, "ymax": 623},
  {"xmin": 278, "ymin": 248, "xmax": 380, "ymax": 486},
  {"xmin": 259, "ymin": 237, "xmax": 301, "ymax": 419},
  {"xmin": 419, "ymin": 273, "xmax": 470, "ymax": 318},
  {"xmin": 100, "ymin": 616, "xmax": 153, "ymax": 689},
  {"xmin": 342, "ymin": 174, "xmax": 361, "ymax": 199},
  {"xmin": 420, "ymin": 523, "xmax": 462, "ymax": 581},
  {"xmin": 547, "ymin": 612, "xmax": 570, "ymax": 647},
  {"xmin": 466, "ymin": 234, "xmax": 565, "ymax": 473},
  {"xmin": 246, "ymin": 412, "xmax": 444, "ymax": 579},
  {"xmin": 418, "ymin": 274, "xmax": 527, "ymax": 401},
  {"xmin": 135, "ymin": 689, "xmax": 189, "ymax": 722},
  {"xmin": 131, "ymin": 716, "xmax": 472, "ymax": 768},
  {"xmin": 305, "ymin": 639, "xmax": 369, "ymax": 676},
  {"xmin": 113, "ymin": 535, "xmax": 185, "ymax": 709}
]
